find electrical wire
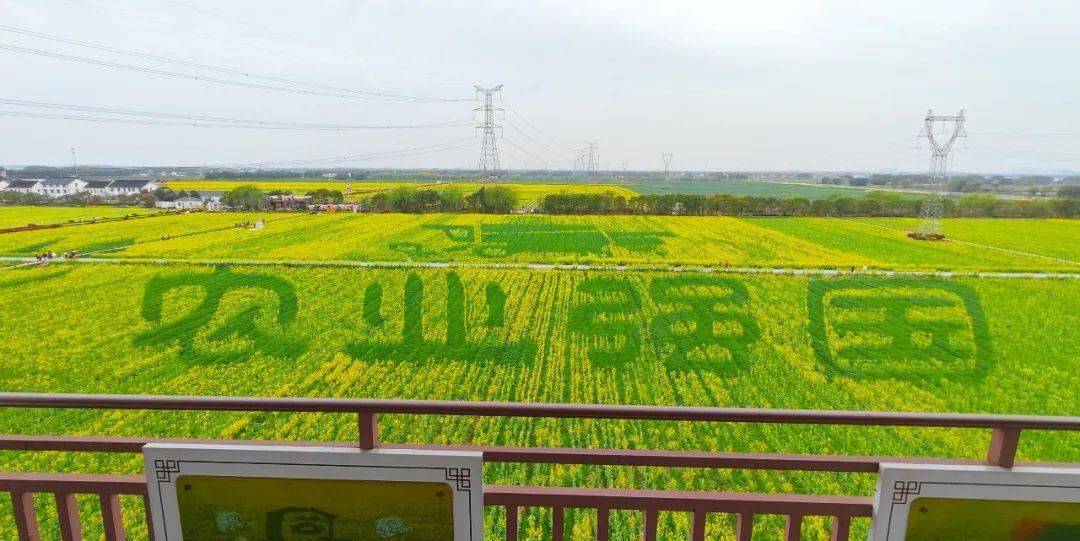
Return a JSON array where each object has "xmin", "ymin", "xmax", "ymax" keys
[
  {"xmin": 0, "ymin": 24, "xmax": 470, "ymax": 103},
  {"xmin": 499, "ymin": 100, "xmax": 573, "ymax": 151},
  {"xmin": 504, "ymin": 122, "xmax": 574, "ymax": 162},
  {"xmin": 0, "ymin": 43, "xmax": 470, "ymax": 103},
  {"xmin": 0, "ymin": 98, "xmax": 472, "ymax": 130},
  {"xmin": 0, "ymin": 109, "xmax": 474, "ymax": 131},
  {"xmin": 500, "ymin": 137, "xmax": 564, "ymax": 168}
]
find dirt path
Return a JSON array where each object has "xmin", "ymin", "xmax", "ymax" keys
[{"xmin": 3, "ymin": 255, "xmax": 1077, "ymax": 280}]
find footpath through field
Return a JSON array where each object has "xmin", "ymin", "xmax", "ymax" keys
[{"xmin": 3, "ymin": 255, "xmax": 1077, "ymax": 280}]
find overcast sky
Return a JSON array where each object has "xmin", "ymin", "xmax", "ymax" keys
[{"xmin": 2, "ymin": 0, "xmax": 1079, "ymax": 174}]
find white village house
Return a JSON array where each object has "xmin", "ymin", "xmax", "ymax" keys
[
  {"xmin": 84, "ymin": 180, "xmax": 113, "ymax": 197},
  {"xmin": 105, "ymin": 179, "xmax": 159, "ymax": 196},
  {"xmin": 155, "ymin": 195, "xmax": 205, "ymax": 210},
  {"xmin": 3, "ymin": 179, "xmax": 42, "ymax": 194},
  {"xmin": 37, "ymin": 177, "xmax": 88, "ymax": 198}
]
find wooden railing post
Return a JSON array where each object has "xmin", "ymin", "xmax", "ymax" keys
[
  {"xmin": 142, "ymin": 495, "xmax": 155, "ymax": 541},
  {"xmin": 642, "ymin": 509, "xmax": 658, "ymax": 541},
  {"xmin": 100, "ymin": 494, "xmax": 125, "ymax": 541},
  {"xmin": 504, "ymin": 505, "xmax": 518, "ymax": 541},
  {"xmin": 785, "ymin": 514, "xmax": 803, "ymax": 541},
  {"xmin": 830, "ymin": 515, "xmax": 851, "ymax": 541},
  {"xmin": 11, "ymin": 491, "xmax": 40, "ymax": 541},
  {"xmin": 551, "ymin": 506, "xmax": 565, "ymax": 541},
  {"xmin": 735, "ymin": 512, "xmax": 752, "ymax": 541},
  {"xmin": 987, "ymin": 427, "xmax": 1021, "ymax": 468},
  {"xmin": 596, "ymin": 507, "xmax": 610, "ymax": 541},
  {"xmin": 689, "ymin": 510, "xmax": 708, "ymax": 541},
  {"xmin": 358, "ymin": 412, "xmax": 379, "ymax": 449},
  {"xmin": 55, "ymin": 493, "xmax": 82, "ymax": 541}
]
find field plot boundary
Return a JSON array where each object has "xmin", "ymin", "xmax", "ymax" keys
[
  {"xmin": 4, "ymin": 255, "xmax": 1077, "ymax": 280},
  {"xmin": 839, "ymin": 218, "xmax": 1079, "ymax": 266}
]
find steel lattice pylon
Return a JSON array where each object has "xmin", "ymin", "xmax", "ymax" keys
[
  {"xmin": 662, "ymin": 153, "xmax": 673, "ymax": 180},
  {"xmin": 475, "ymin": 85, "xmax": 503, "ymax": 180},
  {"xmin": 917, "ymin": 109, "xmax": 966, "ymax": 235}
]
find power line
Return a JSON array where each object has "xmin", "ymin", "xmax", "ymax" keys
[
  {"xmin": 499, "ymin": 100, "xmax": 572, "ymax": 151},
  {"xmin": 164, "ymin": 0, "xmax": 343, "ymax": 57},
  {"xmin": 0, "ymin": 25, "xmax": 469, "ymax": 103},
  {"xmin": 0, "ymin": 98, "xmax": 472, "ymax": 130},
  {"xmin": 501, "ymin": 137, "xmax": 554, "ymax": 167},
  {"xmin": 71, "ymin": 0, "xmax": 295, "ymax": 58},
  {"xmin": 503, "ymin": 122, "xmax": 574, "ymax": 162},
  {"xmin": 0, "ymin": 43, "xmax": 469, "ymax": 103},
  {"xmin": 0, "ymin": 109, "xmax": 473, "ymax": 131}
]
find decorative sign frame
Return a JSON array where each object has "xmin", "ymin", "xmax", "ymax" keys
[
  {"xmin": 871, "ymin": 463, "xmax": 1080, "ymax": 540},
  {"xmin": 144, "ymin": 443, "xmax": 483, "ymax": 541}
]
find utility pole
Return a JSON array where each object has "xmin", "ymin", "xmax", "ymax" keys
[
  {"xmin": 474, "ymin": 85, "xmax": 503, "ymax": 180},
  {"xmin": 70, "ymin": 147, "xmax": 79, "ymax": 177},
  {"xmin": 583, "ymin": 142, "xmax": 599, "ymax": 177},
  {"xmin": 662, "ymin": 153, "xmax": 674, "ymax": 180},
  {"xmin": 916, "ymin": 109, "xmax": 966, "ymax": 237}
]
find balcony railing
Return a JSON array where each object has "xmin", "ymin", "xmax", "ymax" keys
[{"xmin": 0, "ymin": 392, "xmax": 1078, "ymax": 540}]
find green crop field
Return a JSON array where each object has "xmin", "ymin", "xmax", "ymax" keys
[
  {"xmin": 0, "ymin": 211, "xmax": 1077, "ymax": 540},
  {"xmin": 0, "ymin": 205, "xmax": 154, "ymax": 230},
  {"xmin": 0, "ymin": 213, "xmax": 1076, "ymax": 272},
  {"xmin": 625, "ymin": 179, "xmax": 899, "ymax": 199},
  {"xmin": 164, "ymin": 179, "xmax": 638, "ymax": 205}
]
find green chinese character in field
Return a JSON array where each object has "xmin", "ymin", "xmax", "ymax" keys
[
  {"xmin": 347, "ymin": 272, "xmax": 533, "ymax": 364},
  {"xmin": 649, "ymin": 276, "xmax": 759, "ymax": 372},
  {"xmin": 134, "ymin": 267, "xmax": 304, "ymax": 363},
  {"xmin": 568, "ymin": 278, "xmax": 643, "ymax": 365},
  {"xmin": 807, "ymin": 279, "xmax": 992, "ymax": 382}
]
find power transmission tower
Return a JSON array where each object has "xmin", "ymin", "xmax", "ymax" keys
[
  {"xmin": 474, "ymin": 85, "xmax": 503, "ymax": 180},
  {"xmin": 916, "ymin": 109, "xmax": 966, "ymax": 236},
  {"xmin": 662, "ymin": 153, "xmax": 673, "ymax": 180},
  {"xmin": 583, "ymin": 142, "xmax": 599, "ymax": 177},
  {"xmin": 70, "ymin": 147, "xmax": 78, "ymax": 177}
]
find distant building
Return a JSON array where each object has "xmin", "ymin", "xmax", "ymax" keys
[
  {"xmin": 84, "ymin": 180, "xmax": 113, "ymax": 197},
  {"xmin": 156, "ymin": 196, "xmax": 205, "ymax": 210},
  {"xmin": 4, "ymin": 179, "xmax": 43, "ymax": 194},
  {"xmin": 0, "ymin": 167, "xmax": 7, "ymax": 179},
  {"xmin": 0, "ymin": 179, "xmax": 8, "ymax": 191},
  {"xmin": 106, "ymin": 179, "xmax": 159, "ymax": 196},
  {"xmin": 264, "ymin": 194, "xmax": 311, "ymax": 211},
  {"xmin": 37, "ymin": 177, "xmax": 88, "ymax": 198}
]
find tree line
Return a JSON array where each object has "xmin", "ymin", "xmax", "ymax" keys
[{"xmin": 540, "ymin": 191, "xmax": 1079, "ymax": 218}]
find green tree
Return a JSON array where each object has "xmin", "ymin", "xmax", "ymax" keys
[{"xmin": 222, "ymin": 185, "xmax": 264, "ymax": 210}]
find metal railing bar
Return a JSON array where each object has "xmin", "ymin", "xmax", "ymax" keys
[
  {"xmin": 0, "ymin": 474, "xmax": 872, "ymax": 517},
  {"xmin": 1, "ymin": 393, "xmax": 1077, "ymax": 430},
  {"xmin": 5, "ymin": 435, "xmax": 1078, "ymax": 473},
  {"xmin": 483, "ymin": 486, "xmax": 872, "ymax": 516},
  {"xmin": 0, "ymin": 473, "xmax": 147, "ymax": 495}
]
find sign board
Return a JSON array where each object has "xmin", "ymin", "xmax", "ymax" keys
[
  {"xmin": 871, "ymin": 463, "xmax": 1080, "ymax": 540},
  {"xmin": 144, "ymin": 444, "xmax": 483, "ymax": 541}
]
